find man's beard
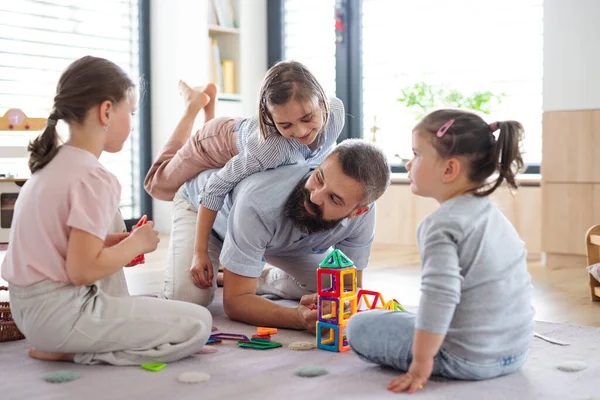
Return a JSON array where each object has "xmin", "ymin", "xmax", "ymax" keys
[{"xmin": 284, "ymin": 174, "xmax": 345, "ymax": 234}]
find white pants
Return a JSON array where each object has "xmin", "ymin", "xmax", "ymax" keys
[
  {"xmin": 164, "ymin": 188, "xmax": 327, "ymax": 305},
  {"xmin": 9, "ymin": 212, "xmax": 212, "ymax": 366}
]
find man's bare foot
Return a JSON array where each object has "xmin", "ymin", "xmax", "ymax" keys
[
  {"xmin": 28, "ymin": 348, "xmax": 74, "ymax": 362},
  {"xmin": 179, "ymin": 80, "xmax": 210, "ymax": 117},
  {"xmin": 216, "ymin": 271, "xmax": 224, "ymax": 287},
  {"xmin": 202, "ymin": 83, "xmax": 218, "ymax": 122}
]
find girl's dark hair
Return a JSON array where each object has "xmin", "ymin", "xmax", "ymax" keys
[
  {"xmin": 28, "ymin": 56, "xmax": 135, "ymax": 173},
  {"xmin": 258, "ymin": 60, "xmax": 330, "ymax": 140},
  {"xmin": 415, "ymin": 109, "xmax": 524, "ymax": 196}
]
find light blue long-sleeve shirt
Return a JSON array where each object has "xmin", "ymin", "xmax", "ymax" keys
[{"xmin": 416, "ymin": 194, "xmax": 534, "ymax": 361}]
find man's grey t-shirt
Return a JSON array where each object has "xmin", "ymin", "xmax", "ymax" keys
[{"xmin": 183, "ymin": 165, "xmax": 376, "ymax": 278}]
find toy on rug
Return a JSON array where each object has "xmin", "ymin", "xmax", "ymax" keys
[
  {"xmin": 177, "ymin": 371, "xmax": 211, "ymax": 383},
  {"xmin": 315, "ymin": 249, "xmax": 407, "ymax": 352},
  {"xmin": 294, "ymin": 366, "xmax": 329, "ymax": 377},
  {"xmin": 316, "ymin": 249, "xmax": 357, "ymax": 352},
  {"xmin": 208, "ymin": 330, "xmax": 282, "ymax": 350},
  {"xmin": 43, "ymin": 370, "xmax": 80, "ymax": 383},
  {"xmin": 209, "ymin": 333, "xmax": 249, "ymax": 342},
  {"xmin": 238, "ymin": 340, "xmax": 282, "ymax": 350},
  {"xmin": 127, "ymin": 215, "xmax": 147, "ymax": 266},
  {"xmin": 356, "ymin": 289, "xmax": 407, "ymax": 312},
  {"xmin": 288, "ymin": 341, "xmax": 316, "ymax": 351},
  {"xmin": 556, "ymin": 361, "xmax": 588, "ymax": 372},
  {"xmin": 198, "ymin": 345, "xmax": 218, "ymax": 354},
  {"xmin": 141, "ymin": 363, "xmax": 166, "ymax": 372}
]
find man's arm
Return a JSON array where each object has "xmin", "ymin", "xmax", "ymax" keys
[{"xmin": 222, "ymin": 268, "xmax": 318, "ymax": 332}]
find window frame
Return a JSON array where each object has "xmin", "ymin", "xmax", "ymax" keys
[
  {"xmin": 130, "ymin": 0, "xmax": 153, "ymax": 230},
  {"xmin": 270, "ymin": 0, "xmax": 541, "ymax": 175}
]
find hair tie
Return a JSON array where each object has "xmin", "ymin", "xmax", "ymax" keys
[
  {"xmin": 489, "ymin": 121, "xmax": 500, "ymax": 132},
  {"xmin": 47, "ymin": 118, "xmax": 57, "ymax": 127},
  {"xmin": 436, "ymin": 119, "xmax": 455, "ymax": 137}
]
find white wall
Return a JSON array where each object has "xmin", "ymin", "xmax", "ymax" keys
[
  {"xmin": 543, "ymin": 0, "xmax": 600, "ymax": 112},
  {"xmin": 150, "ymin": 0, "xmax": 267, "ymax": 232}
]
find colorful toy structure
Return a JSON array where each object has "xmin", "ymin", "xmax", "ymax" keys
[
  {"xmin": 315, "ymin": 250, "xmax": 408, "ymax": 352},
  {"xmin": 316, "ymin": 249, "xmax": 357, "ymax": 352}
]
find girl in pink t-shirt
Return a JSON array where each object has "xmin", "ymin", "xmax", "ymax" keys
[{"xmin": 1, "ymin": 56, "xmax": 212, "ymax": 366}]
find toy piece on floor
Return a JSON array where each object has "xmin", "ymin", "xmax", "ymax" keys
[
  {"xmin": 127, "ymin": 215, "xmax": 148, "ymax": 266},
  {"xmin": 534, "ymin": 332, "xmax": 569, "ymax": 346},
  {"xmin": 177, "ymin": 371, "xmax": 210, "ymax": 383},
  {"xmin": 252, "ymin": 333, "xmax": 271, "ymax": 339},
  {"xmin": 206, "ymin": 339, "xmax": 222, "ymax": 344},
  {"xmin": 316, "ymin": 249, "xmax": 357, "ymax": 352},
  {"xmin": 198, "ymin": 345, "xmax": 218, "ymax": 354},
  {"xmin": 257, "ymin": 327, "xmax": 277, "ymax": 335},
  {"xmin": 209, "ymin": 333, "xmax": 249, "ymax": 342},
  {"xmin": 288, "ymin": 341, "xmax": 316, "ymax": 351},
  {"xmin": 356, "ymin": 289, "xmax": 407, "ymax": 313},
  {"xmin": 141, "ymin": 363, "xmax": 166, "ymax": 372},
  {"xmin": 556, "ymin": 361, "xmax": 587, "ymax": 372},
  {"xmin": 294, "ymin": 366, "xmax": 329, "ymax": 377},
  {"xmin": 238, "ymin": 340, "xmax": 282, "ymax": 350},
  {"xmin": 249, "ymin": 337, "xmax": 271, "ymax": 343},
  {"xmin": 43, "ymin": 370, "xmax": 80, "ymax": 383}
]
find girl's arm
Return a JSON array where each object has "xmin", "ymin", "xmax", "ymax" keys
[
  {"xmin": 65, "ymin": 224, "xmax": 158, "ymax": 286},
  {"xmin": 189, "ymin": 205, "xmax": 218, "ymax": 288},
  {"xmin": 104, "ymin": 232, "xmax": 129, "ymax": 247}
]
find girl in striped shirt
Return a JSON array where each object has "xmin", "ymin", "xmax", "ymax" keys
[{"xmin": 144, "ymin": 60, "xmax": 345, "ymax": 289}]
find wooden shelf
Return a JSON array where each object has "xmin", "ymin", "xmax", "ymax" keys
[
  {"xmin": 208, "ymin": 24, "xmax": 239, "ymax": 35},
  {"xmin": 219, "ymin": 93, "xmax": 242, "ymax": 102}
]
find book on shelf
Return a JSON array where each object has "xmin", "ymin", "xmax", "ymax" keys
[
  {"xmin": 211, "ymin": 0, "xmax": 236, "ymax": 28},
  {"xmin": 209, "ymin": 39, "xmax": 224, "ymax": 90},
  {"xmin": 222, "ymin": 59, "xmax": 235, "ymax": 94}
]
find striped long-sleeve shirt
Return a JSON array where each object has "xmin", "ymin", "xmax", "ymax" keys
[{"xmin": 184, "ymin": 96, "xmax": 345, "ymax": 211}]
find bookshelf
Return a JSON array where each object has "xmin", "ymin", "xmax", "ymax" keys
[{"xmin": 208, "ymin": 0, "xmax": 240, "ymax": 102}]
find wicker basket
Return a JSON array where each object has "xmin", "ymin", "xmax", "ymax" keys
[{"xmin": 0, "ymin": 285, "xmax": 25, "ymax": 342}]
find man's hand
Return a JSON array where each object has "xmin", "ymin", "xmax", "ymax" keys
[
  {"xmin": 296, "ymin": 293, "xmax": 319, "ymax": 333},
  {"xmin": 190, "ymin": 251, "xmax": 214, "ymax": 288},
  {"xmin": 387, "ymin": 358, "xmax": 433, "ymax": 393}
]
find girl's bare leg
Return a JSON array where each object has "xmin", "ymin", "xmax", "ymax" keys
[{"xmin": 202, "ymin": 83, "xmax": 218, "ymax": 122}]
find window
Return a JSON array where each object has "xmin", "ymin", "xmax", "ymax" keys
[
  {"xmin": 0, "ymin": 0, "xmax": 143, "ymax": 219},
  {"xmin": 283, "ymin": 0, "xmax": 337, "ymax": 97},
  {"xmin": 362, "ymin": 0, "xmax": 543, "ymax": 168}
]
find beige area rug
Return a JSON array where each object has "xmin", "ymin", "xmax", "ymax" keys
[{"xmin": 1, "ymin": 290, "xmax": 599, "ymax": 400}]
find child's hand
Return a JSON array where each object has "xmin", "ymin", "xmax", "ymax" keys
[
  {"xmin": 387, "ymin": 358, "xmax": 433, "ymax": 393},
  {"xmin": 129, "ymin": 221, "xmax": 160, "ymax": 254},
  {"xmin": 189, "ymin": 251, "xmax": 214, "ymax": 289},
  {"xmin": 104, "ymin": 232, "xmax": 129, "ymax": 247}
]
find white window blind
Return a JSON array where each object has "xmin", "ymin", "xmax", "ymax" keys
[
  {"xmin": 362, "ymin": 0, "xmax": 543, "ymax": 167},
  {"xmin": 283, "ymin": 0, "xmax": 337, "ymax": 97},
  {"xmin": 0, "ymin": 0, "xmax": 141, "ymax": 219}
]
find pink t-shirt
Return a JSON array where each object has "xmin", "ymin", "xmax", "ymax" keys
[{"xmin": 1, "ymin": 145, "xmax": 121, "ymax": 287}]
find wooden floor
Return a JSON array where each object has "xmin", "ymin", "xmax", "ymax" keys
[
  {"xmin": 133, "ymin": 235, "xmax": 600, "ymax": 327},
  {"xmin": 3, "ymin": 234, "xmax": 599, "ymax": 327},
  {"xmin": 366, "ymin": 244, "xmax": 600, "ymax": 327}
]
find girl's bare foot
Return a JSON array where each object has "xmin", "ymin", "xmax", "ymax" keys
[
  {"xmin": 202, "ymin": 83, "xmax": 218, "ymax": 122},
  {"xmin": 28, "ymin": 347, "xmax": 74, "ymax": 362},
  {"xmin": 179, "ymin": 80, "xmax": 210, "ymax": 117},
  {"xmin": 216, "ymin": 271, "xmax": 224, "ymax": 287}
]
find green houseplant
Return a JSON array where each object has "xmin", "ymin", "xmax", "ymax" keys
[{"xmin": 397, "ymin": 81, "xmax": 506, "ymax": 120}]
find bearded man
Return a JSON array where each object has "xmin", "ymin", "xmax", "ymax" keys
[{"xmin": 164, "ymin": 139, "xmax": 390, "ymax": 332}]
